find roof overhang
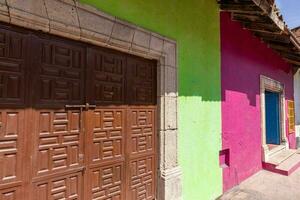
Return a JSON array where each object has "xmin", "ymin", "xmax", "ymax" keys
[
  {"xmin": 292, "ymin": 27, "xmax": 300, "ymax": 42},
  {"xmin": 218, "ymin": 0, "xmax": 300, "ymax": 68}
]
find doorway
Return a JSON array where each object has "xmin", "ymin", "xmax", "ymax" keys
[
  {"xmin": 0, "ymin": 24, "xmax": 157, "ymax": 200},
  {"xmin": 260, "ymin": 75, "xmax": 288, "ymax": 161}
]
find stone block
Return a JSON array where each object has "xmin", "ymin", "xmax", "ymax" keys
[
  {"xmin": 110, "ymin": 20, "xmax": 135, "ymax": 49},
  {"xmin": 8, "ymin": 0, "xmax": 49, "ymax": 31},
  {"xmin": 165, "ymin": 66, "xmax": 177, "ymax": 97},
  {"xmin": 164, "ymin": 130, "xmax": 178, "ymax": 169},
  {"xmin": 158, "ymin": 167, "xmax": 182, "ymax": 200},
  {"xmin": 157, "ymin": 97, "xmax": 165, "ymax": 131},
  {"xmin": 157, "ymin": 61, "xmax": 165, "ymax": 97},
  {"xmin": 158, "ymin": 130, "xmax": 166, "ymax": 169},
  {"xmin": 132, "ymin": 28, "xmax": 150, "ymax": 53},
  {"xmin": 150, "ymin": 34, "xmax": 164, "ymax": 54},
  {"xmin": 76, "ymin": 2, "xmax": 115, "ymax": 44},
  {"xmin": 0, "ymin": 0, "xmax": 9, "ymax": 23},
  {"xmin": 44, "ymin": 0, "xmax": 80, "ymax": 40},
  {"xmin": 164, "ymin": 96, "xmax": 177, "ymax": 130},
  {"xmin": 163, "ymin": 41, "xmax": 176, "ymax": 67},
  {"xmin": 80, "ymin": 29, "xmax": 110, "ymax": 46}
]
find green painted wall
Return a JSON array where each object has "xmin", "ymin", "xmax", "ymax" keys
[{"xmin": 80, "ymin": 0, "xmax": 222, "ymax": 199}]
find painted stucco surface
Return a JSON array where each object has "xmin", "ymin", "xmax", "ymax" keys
[
  {"xmin": 221, "ymin": 12, "xmax": 296, "ymax": 192},
  {"xmin": 79, "ymin": 0, "xmax": 222, "ymax": 199},
  {"xmin": 294, "ymin": 70, "xmax": 300, "ymax": 143}
]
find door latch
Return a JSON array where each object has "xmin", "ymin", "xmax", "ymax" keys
[
  {"xmin": 65, "ymin": 103, "xmax": 96, "ymax": 110},
  {"xmin": 79, "ymin": 154, "xmax": 84, "ymax": 161},
  {"xmin": 85, "ymin": 103, "xmax": 96, "ymax": 110}
]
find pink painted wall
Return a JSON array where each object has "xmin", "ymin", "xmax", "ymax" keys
[{"xmin": 221, "ymin": 12, "xmax": 296, "ymax": 192}]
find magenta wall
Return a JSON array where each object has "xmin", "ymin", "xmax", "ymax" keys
[{"xmin": 221, "ymin": 12, "xmax": 296, "ymax": 192}]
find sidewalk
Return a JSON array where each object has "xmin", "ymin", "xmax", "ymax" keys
[{"xmin": 219, "ymin": 169, "xmax": 300, "ymax": 200}]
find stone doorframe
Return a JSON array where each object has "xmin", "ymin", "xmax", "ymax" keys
[
  {"xmin": 0, "ymin": 0, "xmax": 182, "ymax": 199},
  {"xmin": 260, "ymin": 75, "xmax": 288, "ymax": 162}
]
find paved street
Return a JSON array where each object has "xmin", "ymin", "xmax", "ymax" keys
[{"xmin": 219, "ymin": 169, "xmax": 300, "ymax": 200}]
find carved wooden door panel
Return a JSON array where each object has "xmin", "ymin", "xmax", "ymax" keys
[
  {"xmin": 85, "ymin": 107, "xmax": 126, "ymax": 200},
  {"xmin": 126, "ymin": 107, "xmax": 156, "ymax": 200},
  {"xmin": 29, "ymin": 36, "xmax": 86, "ymax": 200},
  {"xmin": 126, "ymin": 57, "xmax": 157, "ymax": 200},
  {"xmin": 0, "ymin": 26, "xmax": 29, "ymax": 200},
  {"xmin": 86, "ymin": 49, "xmax": 157, "ymax": 200},
  {"xmin": 86, "ymin": 48, "xmax": 126, "ymax": 200}
]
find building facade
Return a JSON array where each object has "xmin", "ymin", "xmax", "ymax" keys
[
  {"xmin": 219, "ymin": 0, "xmax": 300, "ymax": 193},
  {"xmin": 0, "ymin": 0, "xmax": 222, "ymax": 200},
  {"xmin": 0, "ymin": 0, "xmax": 299, "ymax": 200},
  {"xmin": 221, "ymin": 11, "xmax": 296, "ymax": 191}
]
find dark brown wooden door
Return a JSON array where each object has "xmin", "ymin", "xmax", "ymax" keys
[
  {"xmin": 125, "ymin": 56, "xmax": 157, "ymax": 200},
  {"xmin": 28, "ymin": 34, "xmax": 86, "ymax": 200},
  {"xmin": 86, "ymin": 48, "xmax": 157, "ymax": 200},
  {"xmin": 0, "ymin": 24, "xmax": 157, "ymax": 200},
  {"xmin": 0, "ymin": 25, "xmax": 29, "ymax": 200}
]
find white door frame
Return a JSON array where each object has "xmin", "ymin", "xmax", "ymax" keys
[{"xmin": 260, "ymin": 75, "xmax": 288, "ymax": 161}]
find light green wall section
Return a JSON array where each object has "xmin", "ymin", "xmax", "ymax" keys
[{"xmin": 79, "ymin": 0, "xmax": 222, "ymax": 199}]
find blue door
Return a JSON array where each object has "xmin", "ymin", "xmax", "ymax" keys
[{"xmin": 265, "ymin": 91, "xmax": 280, "ymax": 145}]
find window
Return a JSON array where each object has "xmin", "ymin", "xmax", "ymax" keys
[{"xmin": 287, "ymin": 100, "xmax": 295, "ymax": 133}]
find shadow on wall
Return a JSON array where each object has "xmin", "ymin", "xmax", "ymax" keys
[{"xmin": 221, "ymin": 12, "xmax": 293, "ymax": 105}]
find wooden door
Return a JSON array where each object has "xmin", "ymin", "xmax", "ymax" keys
[
  {"xmin": 0, "ymin": 25, "xmax": 29, "ymax": 200},
  {"xmin": 85, "ymin": 48, "xmax": 127, "ymax": 199},
  {"xmin": 86, "ymin": 49, "xmax": 157, "ymax": 200},
  {"xmin": 0, "ymin": 23, "xmax": 157, "ymax": 200},
  {"xmin": 29, "ymin": 35, "xmax": 86, "ymax": 200},
  {"xmin": 265, "ymin": 91, "xmax": 281, "ymax": 145},
  {"xmin": 125, "ymin": 57, "xmax": 157, "ymax": 200}
]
